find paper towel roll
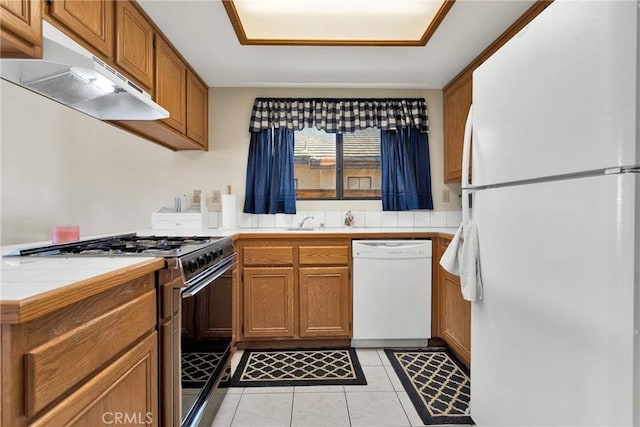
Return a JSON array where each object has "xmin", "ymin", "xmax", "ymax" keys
[{"xmin": 221, "ymin": 194, "xmax": 237, "ymax": 228}]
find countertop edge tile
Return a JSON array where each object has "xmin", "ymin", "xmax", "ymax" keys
[{"xmin": 0, "ymin": 257, "xmax": 164, "ymax": 324}]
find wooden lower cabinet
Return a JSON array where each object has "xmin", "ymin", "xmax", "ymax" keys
[
  {"xmin": 237, "ymin": 238, "xmax": 352, "ymax": 345},
  {"xmin": 242, "ymin": 267, "xmax": 295, "ymax": 339},
  {"xmin": 159, "ymin": 315, "xmax": 180, "ymax": 427},
  {"xmin": 31, "ymin": 332, "xmax": 158, "ymax": 427},
  {"xmin": 0, "ymin": 274, "xmax": 159, "ymax": 426},
  {"xmin": 196, "ymin": 272, "xmax": 233, "ymax": 338},
  {"xmin": 182, "ymin": 270, "xmax": 233, "ymax": 339},
  {"xmin": 299, "ymin": 267, "xmax": 350, "ymax": 338},
  {"xmin": 433, "ymin": 236, "xmax": 471, "ymax": 367},
  {"xmin": 181, "ymin": 293, "xmax": 195, "ymax": 338}
]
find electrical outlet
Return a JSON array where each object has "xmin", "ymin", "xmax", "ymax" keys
[
  {"xmin": 442, "ymin": 189, "xmax": 451, "ymax": 203},
  {"xmin": 211, "ymin": 190, "xmax": 221, "ymax": 203}
]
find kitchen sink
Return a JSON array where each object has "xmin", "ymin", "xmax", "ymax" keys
[{"xmin": 286, "ymin": 226, "xmax": 316, "ymax": 231}]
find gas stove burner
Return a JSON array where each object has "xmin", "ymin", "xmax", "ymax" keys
[
  {"xmin": 66, "ymin": 235, "xmax": 215, "ymax": 255},
  {"xmin": 6, "ymin": 233, "xmax": 232, "ymax": 264}
]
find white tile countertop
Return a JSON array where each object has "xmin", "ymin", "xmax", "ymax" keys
[
  {"xmin": 136, "ymin": 226, "xmax": 459, "ymax": 237},
  {"xmin": 0, "ymin": 256, "xmax": 164, "ymax": 324},
  {"xmin": 0, "ymin": 226, "xmax": 457, "ymax": 320},
  {"xmin": 0, "ymin": 256, "xmax": 160, "ymax": 301}
]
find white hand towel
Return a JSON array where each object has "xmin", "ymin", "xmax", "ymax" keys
[
  {"xmin": 439, "ymin": 221, "xmax": 483, "ymax": 302},
  {"xmin": 439, "ymin": 224, "xmax": 463, "ymax": 275}
]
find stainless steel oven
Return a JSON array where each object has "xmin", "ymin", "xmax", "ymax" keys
[
  {"xmin": 174, "ymin": 238, "xmax": 235, "ymax": 427},
  {"xmin": 7, "ymin": 233, "xmax": 236, "ymax": 427}
]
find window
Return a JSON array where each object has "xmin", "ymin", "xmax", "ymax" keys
[
  {"xmin": 294, "ymin": 128, "xmax": 381, "ymax": 200},
  {"xmin": 347, "ymin": 176, "xmax": 372, "ymax": 190}
]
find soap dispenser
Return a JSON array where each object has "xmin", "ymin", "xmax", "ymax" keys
[{"xmin": 344, "ymin": 210, "xmax": 354, "ymax": 227}]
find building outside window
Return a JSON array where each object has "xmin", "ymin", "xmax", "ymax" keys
[{"xmin": 294, "ymin": 127, "xmax": 381, "ymax": 200}]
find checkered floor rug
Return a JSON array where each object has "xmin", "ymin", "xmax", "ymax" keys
[
  {"xmin": 181, "ymin": 352, "xmax": 225, "ymax": 388},
  {"xmin": 227, "ymin": 348, "xmax": 367, "ymax": 387},
  {"xmin": 385, "ymin": 349, "xmax": 473, "ymax": 425}
]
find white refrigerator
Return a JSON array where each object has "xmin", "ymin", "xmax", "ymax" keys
[{"xmin": 464, "ymin": 1, "xmax": 639, "ymax": 425}]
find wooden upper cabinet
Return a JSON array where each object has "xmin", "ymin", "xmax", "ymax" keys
[
  {"xmin": 115, "ymin": 0, "xmax": 153, "ymax": 91},
  {"xmin": 46, "ymin": 0, "xmax": 113, "ymax": 58},
  {"xmin": 0, "ymin": 0, "xmax": 42, "ymax": 58},
  {"xmin": 186, "ymin": 69, "xmax": 208, "ymax": 149},
  {"xmin": 443, "ymin": 71, "xmax": 472, "ymax": 183},
  {"xmin": 156, "ymin": 36, "xmax": 187, "ymax": 134},
  {"xmin": 5, "ymin": 0, "xmax": 209, "ymax": 151}
]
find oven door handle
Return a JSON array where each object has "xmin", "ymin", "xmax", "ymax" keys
[{"xmin": 180, "ymin": 255, "xmax": 235, "ymax": 298}]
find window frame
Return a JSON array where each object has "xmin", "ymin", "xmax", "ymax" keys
[{"xmin": 295, "ymin": 131, "xmax": 381, "ymax": 201}]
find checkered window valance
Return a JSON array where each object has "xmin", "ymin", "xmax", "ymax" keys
[{"xmin": 249, "ymin": 98, "xmax": 428, "ymax": 134}]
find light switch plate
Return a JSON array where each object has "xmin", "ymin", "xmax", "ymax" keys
[{"xmin": 212, "ymin": 190, "xmax": 221, "ymax": 203}]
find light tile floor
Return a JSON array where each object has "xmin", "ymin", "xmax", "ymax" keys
[{"xmin": 208, "ymin": 348, "xmax": 436, "ymax": 427}]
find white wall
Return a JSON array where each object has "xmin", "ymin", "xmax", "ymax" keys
[{"xmin": 0, "ymin": 81, "xmax": 461, "ymax": 245}]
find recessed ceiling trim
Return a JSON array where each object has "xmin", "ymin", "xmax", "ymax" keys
[{"xmin": 222, "ymin": 0, "xmax": 455, "ymax": 47}]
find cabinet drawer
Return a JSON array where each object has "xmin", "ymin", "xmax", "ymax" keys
[
  {"xmin": 25, "ymin": 290, "xmax": 156, "ymax": 416},
  {"xmin": 299, "ymin": 246, "xmax": 350, "ymax": 265},
  {"xmin": 30, "ymin": 332, "xmax": 158, "ymax": 427},
  {"xmin": 243, "ymin": 246, "xmax": 294, "ymax": 265}
]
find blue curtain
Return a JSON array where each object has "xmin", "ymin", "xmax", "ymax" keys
[
  {"xmin": 243, "ymin": 127, "xmax": 296, "ymax": 214},
  {"xmin": 268, "ymin": 128, "xmax": 296, "ymax": 214},
  {"xmin": 381, "ymin": 128, "xmax": 434, "ymax": 211}
]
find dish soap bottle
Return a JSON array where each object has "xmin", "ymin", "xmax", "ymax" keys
[{"xmin": 344, "ymin": 210, "xmax": 354, "ymax": 227}]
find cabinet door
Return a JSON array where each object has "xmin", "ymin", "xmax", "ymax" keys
[
  {"xmin": 159, "ymin": 318, "xmax": 180, "ymax": 427},
  {"xmin": 47, "ymin": 0, "xmax": 113, "ymax": 58},
  {"xmin": 0, "ymin": 0, "xmax": 42, "ymax": 58},
  {"xmin": 181, "ymin": 294, "xmax": 195, "ymax": 338},
  {"xmin": 443, "ymin": 71, "xmax": 472, "ymax": 182},
  {"xmin": 186, "ymin": 69, "xmax": 208, "ymax": 148},
  {"xmin": 440, "ymin": 272, "xmax": 471, "ymax": 366},
  {"xmin": 435, "ymin": 238, "xmax": 471, "ymax": 367},
  {"xmin": 115, "ymin": 0, "xmax": 153, "ymax": 91},
  {"xmin": 243, "ymin": 267, "xmax": 294, "ymax": 339},
  {"xmin": 156, "ymin": 36, "xmax": 186, "ymax": 133},
  {"xmin": 30, "ymin": 332, "xmax": 158, "ymax": 427},
  {"xmin": 196, "ymin": 272, "xmax": 232, "ymax": 339},
  {"xmin": 299, "ymin": 267, "xmax": 351, "ymax": 338},
  {"xmin": 232, "ymin": 264, "xmax": 240, "ymax": 344}
]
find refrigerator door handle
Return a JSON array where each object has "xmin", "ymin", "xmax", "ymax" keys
[
  {"xmin": 462, "ymin": 105, "xmax": 473, "ymax": 224},
  {"xmin": 462, "ymin": 104, "xmax": 473, "ymax": 188}
]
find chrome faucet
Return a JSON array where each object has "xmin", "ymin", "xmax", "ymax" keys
[{"xmin": 297, "ymin": 216, "xmax": 314, "ymax": 228}]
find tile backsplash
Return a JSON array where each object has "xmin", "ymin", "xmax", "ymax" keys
[{"xmin": 208, "ymin": 210, "xmax": 462, "ymax": 229}]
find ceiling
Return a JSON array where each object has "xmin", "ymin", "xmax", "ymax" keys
[
  {"xmin": 137, "ymin": 0, "xmax": 536, "ymax": 89},
  {"xmin": 224, "ymin": 0, "xmax": 451, "ymax": 45}
]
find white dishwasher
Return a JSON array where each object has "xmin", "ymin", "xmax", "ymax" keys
[{"xmin": 351, "ymin": 240, "xmax": 432, "ymax": 348}]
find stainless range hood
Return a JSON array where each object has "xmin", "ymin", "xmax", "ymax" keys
[{"xmin": 0, "ymin": 21, "xmax": 169, "ymax": 121}]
